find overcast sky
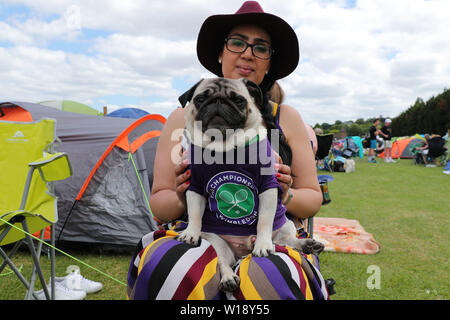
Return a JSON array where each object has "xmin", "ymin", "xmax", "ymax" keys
[{"xmin": 1, "ymin": 0, "xmax": 449, "ymax": 125}]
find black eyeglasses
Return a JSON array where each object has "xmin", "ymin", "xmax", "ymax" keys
[{"xmin": 224, "ymin": 38, "xmax": 274, "ymax": 60}]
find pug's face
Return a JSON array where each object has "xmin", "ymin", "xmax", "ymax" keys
[{"xmin": 184, "ymin": 78, "xmax": 264, "ymax": 149}]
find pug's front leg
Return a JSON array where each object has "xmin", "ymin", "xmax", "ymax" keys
[
  {"xmin": 252, "ymin": 188, "xmax": 277, "ymax": 257},
  {"xmin": 177, "ymin": 190, "xmax": 206, "ymax": 246}
]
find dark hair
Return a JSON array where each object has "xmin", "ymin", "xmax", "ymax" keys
[{"xmin": 259, "ymin": 77, "xmax": 293, "ymax": 166}]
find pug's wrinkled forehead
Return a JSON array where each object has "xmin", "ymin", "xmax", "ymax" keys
[
  {"xmin": 195, "ymin": 78, "xmax": 246, "ymax": 94},
  {"xmin": 178, "ymin": 78, "xmax": 263, "ymax": 109},
  {"xmin": 194, "ymin": 78, "xmax": 250, "ymax": 102}
]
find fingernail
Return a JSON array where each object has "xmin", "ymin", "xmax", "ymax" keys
[
  {"xmin": 183, "ymin": 158, "xmax": 189, "ymax": 164},
  {"xmin": 276, "ymin": 173, "xmax": 281, "ymax": 178},
  {"xmin": 185, "ymin": 180, "xmax": 190, "ymax": 185},
  {"xmin": 274, "ymin": 163, "xmax": 280, "ymax": 170},
  {"xmin": 186, "ymin": 169, "xmax": 190, "ymax": 176}
]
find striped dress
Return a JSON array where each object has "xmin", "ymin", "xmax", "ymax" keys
[{"xmin": 127, "ymin": 222, "xmax": 329, "ymax": 300}]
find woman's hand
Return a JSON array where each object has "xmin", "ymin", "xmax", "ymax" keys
[
  {"xmin": 174, "ymin": 151, "xmax": 190, "ymax": 208},
  {"xmin": 273, "ymin": 151, "xmax": 293, "ymax": 204}
]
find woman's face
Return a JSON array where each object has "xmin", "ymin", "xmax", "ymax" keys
[{"xmin": 219, "ymin": 24, "xmax": 271, "ymax": 85}]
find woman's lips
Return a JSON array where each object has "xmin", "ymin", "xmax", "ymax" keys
[{"xmin": 236, "ymin": 65, "xmax": 254, "ymax": 76}]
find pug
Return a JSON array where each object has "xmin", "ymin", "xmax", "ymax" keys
[{"xmin": 177, "ymin": 78, "xmax": 324, "ymax": 292}]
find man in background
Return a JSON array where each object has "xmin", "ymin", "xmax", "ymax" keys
[
  {"xmin": 380, "ymin": 119, "xmax": 393, "ymax": 162},
  {"xmin": 368, "ymin": 119, "xmax": 380, "ymax": 163}
]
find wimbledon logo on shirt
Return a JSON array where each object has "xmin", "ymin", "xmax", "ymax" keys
[{"xmin": 206, "ymin": 171, "xmax": 258, "ymax": 225}]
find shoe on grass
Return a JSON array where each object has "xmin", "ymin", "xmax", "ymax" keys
[
  {"xmin": 56, "ymin": 269, "xmax": 103, "ymax": 294},
  {"xmin": 33, "ymin": 280, "xmax": 86, "ymax": 300}
]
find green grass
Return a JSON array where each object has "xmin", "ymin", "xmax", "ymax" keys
[
  {"xmin": 1, "ymin": 157, "xmax": 449, "ymax": 300},
  {"xmin": 317, "ymin": 158, "xmax": 449, "ymax": 300}
]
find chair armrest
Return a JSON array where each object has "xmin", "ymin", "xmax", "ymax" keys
[
  {"xmin": 29, "ymin": 152, "xmax": 73, "ymax": 182},
  {"xmin": 19, "ymin": 153, "xmax": 72, "ymax": 210}
]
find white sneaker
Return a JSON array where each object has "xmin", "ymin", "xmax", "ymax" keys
[
  {"xmin": 33, "ymin": 280, "xmax": 86, "ymax": 300},
  {"xmin": 57, "ymin": 270, "xmax": 103, "ymax": 294}
]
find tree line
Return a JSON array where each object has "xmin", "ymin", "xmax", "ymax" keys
[{"xmin": 314, "ymin": 88, "xmax": 450, "ymax": 138}]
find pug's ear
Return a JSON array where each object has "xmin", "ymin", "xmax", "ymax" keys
[
  {"xmin": 178, "ymin": 79, "xmax": 203, "ymax": 108},
  {"xmin": 242, "ymin": 79, "xmax": 263, "ymax": 107}
]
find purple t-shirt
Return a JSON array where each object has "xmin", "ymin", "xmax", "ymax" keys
[{"xmin": 187, "ymin": 137, "xmax": 287, "ymax": 236}]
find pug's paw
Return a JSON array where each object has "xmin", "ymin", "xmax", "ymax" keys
[
  {"xmin": 252, "ymin": 238, "xmax": 275, "ymax": 257},
  {"xmin": 176, "ymin": 229, "xmax": 201, "ymax": 246}
]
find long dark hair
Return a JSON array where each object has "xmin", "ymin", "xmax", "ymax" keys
[{"xmin": 259, "ymin": 77, "xmax": 293, "ymax": 166}]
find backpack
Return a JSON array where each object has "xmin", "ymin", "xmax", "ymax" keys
[{"xmin": 333, "ymin": 160, "xmax": 345, "ymax": 172}]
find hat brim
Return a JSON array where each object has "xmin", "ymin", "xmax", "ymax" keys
[{"xmin": 197, "ymin": 12, "xmax": 299, "ymax": 81}]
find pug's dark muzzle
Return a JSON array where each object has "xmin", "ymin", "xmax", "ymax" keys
[{"xmin": 195, "ymin": 95, "xmax": 247, "ymax": 134}]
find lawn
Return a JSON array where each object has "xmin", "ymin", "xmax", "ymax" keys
[
  {"xmin": 317, "ymin": 158, "xmax": 449, "ymax": 300},
  {"xmin": 1, "ymin": 157, "xmax": 448, "ymax": 300}
]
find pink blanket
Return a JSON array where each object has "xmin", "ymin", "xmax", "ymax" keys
[{"xmin": 313, "ymin": 217, "xmax": 381, "ymax": 254}]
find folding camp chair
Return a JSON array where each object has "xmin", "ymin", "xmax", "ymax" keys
[
  {"xmin": 315, "ymin": 134, "xmax": 334, "ymax": 172},
  {"xmin": 307, "ymin": 134, "xmax": 334, "ymax": 237},
  {"xmin": 0, "ymin": 118, "xmax": 72, "ymax": 300},
  {"xmin": 342, "ymin": 137, "xmax": 359, "ymax": 158}
]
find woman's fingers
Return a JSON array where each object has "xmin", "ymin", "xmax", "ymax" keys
[
  {"xmin": 174, "ymin": 152, "xmax": 190, "ymax": 205},
  {"xmin": 275, "ymin": 161, "xmax": 293, "ymax": 202},
  {"xmin": 175, "ymin": 166, "xmax": 191, "ymax": 189},
  {"xmin": 276, "ymin": 170, "xmax": 293, "ymax": 191}
]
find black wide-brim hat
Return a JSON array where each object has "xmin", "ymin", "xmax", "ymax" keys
[{"xmin": 197, "ymin": 1, "xmax": 300, "ymax": 81}]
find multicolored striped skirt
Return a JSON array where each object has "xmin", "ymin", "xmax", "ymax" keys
[{"xmin": 127, "ymin": 224, "xmax": 329, "ymax": 300}]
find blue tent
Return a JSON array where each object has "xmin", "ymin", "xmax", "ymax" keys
[{"xmin": 107, "ymin": 107, "xmax": 149, "ymax": 119}]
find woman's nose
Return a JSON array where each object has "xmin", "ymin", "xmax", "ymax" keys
[{"xmin": 240, "ymin": 45, "xmax": 254, "ymax": 59}]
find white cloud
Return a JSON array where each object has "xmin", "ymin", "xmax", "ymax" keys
[
  {"xmin": 0, "ymin": 21, "xmax": 34, "ymax": 44},
  {"xmin": 1, "ymin": 0, "xmax": 449, "ymax": 124}
]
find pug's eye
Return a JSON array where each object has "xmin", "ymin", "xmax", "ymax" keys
[
  {"xmin": 232, "ymin": 95, "xmax": 246, "ymax": 107},
  {"xmin": 194, "ymin": 94, "xmax": 208, "ymax": 106}
]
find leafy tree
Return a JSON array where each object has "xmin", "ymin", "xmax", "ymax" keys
[{"xmin": 347, "ymin": 123, "xmax": 363, "ymax": 136}]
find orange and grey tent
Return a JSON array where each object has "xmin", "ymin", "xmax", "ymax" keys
[
  {"xmin": 379, "ymin": 136, "xmax": 423, "ymax": 159},
  {"xmin": 0, "ymin": 101, "xmax": 165, "ymax": 251}
]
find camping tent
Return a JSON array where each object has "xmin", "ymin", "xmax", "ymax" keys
[
  {"xmin": 379, "ymin": 136, "xmax": 423, "ymax": 159},
  {"xmin": 0, "ymin": 101, "xmax": 166, "ymax": 251},
  {"xmin": 107, "ymin": 107, "xmax": 149, "ymax": 119},
  {"xmin": 40, "ymin": 100, "xmax": 100, "ymax": 116}
]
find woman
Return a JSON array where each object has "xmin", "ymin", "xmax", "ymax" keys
[{"xmin": 127, "ymin": 1, "xmax": 329, "ymax": 300}]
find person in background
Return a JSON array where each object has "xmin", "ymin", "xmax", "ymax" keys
[
  {"xmin": 416, "ymin": 134, "xmax": 436, "ymax": 167},
  {"xmin": 380, "ymin": 118, "xmax": 393, "ymax": 162},
  {"xmin": 368, "ymin": 118, "xmax": 380, "ymax": 163}
]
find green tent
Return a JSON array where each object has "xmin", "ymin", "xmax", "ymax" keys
[{"xmin": 39, "ymin": 100, "xmax": 100, "ymax": 116}]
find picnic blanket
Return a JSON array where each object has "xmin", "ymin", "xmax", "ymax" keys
[{"xmin": 313, "ymin": 217, "xmax": 380, "ymax": 254}]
